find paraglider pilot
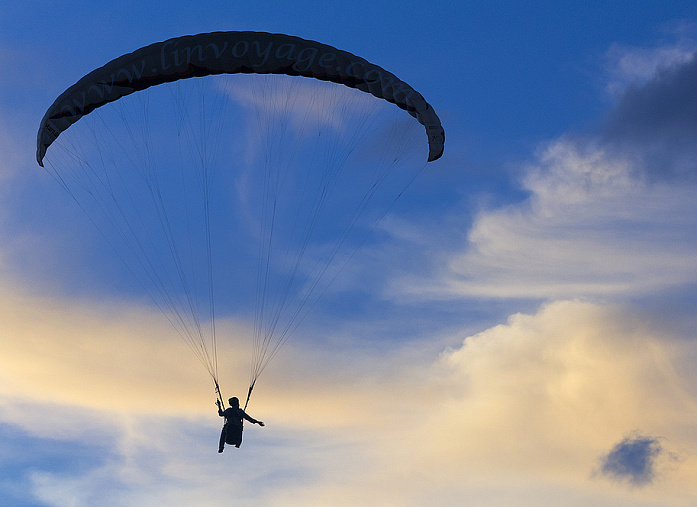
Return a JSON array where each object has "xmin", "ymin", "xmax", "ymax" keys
[{"xmin": 217, "ymin": 397, "xmax": 264, "ymax": 452}]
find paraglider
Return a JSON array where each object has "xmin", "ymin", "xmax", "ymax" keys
[
  {"xmin": 217, "ymin": 397, "xmax": 265, "ymax": 452},
  {"xmin": 36, "ymin": 31, "xmax": 445, "ymax": 438},
  {"xmin": 37, "ymin": 31, "xmax": 444, "ymax": 166}
]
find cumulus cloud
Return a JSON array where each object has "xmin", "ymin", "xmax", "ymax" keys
[{"xmin": 362, "ymin": 300, "xmax": 697, "ymax": 506}]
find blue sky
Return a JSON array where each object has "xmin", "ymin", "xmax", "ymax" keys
[{"xmin": 3, "ymin": 2, "xmax": 697, "ymax": 506}]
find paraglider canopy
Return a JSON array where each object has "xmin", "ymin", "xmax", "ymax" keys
[{"xmin": 37, "ymin": 31, "xmax": 444, "ymax": 166}]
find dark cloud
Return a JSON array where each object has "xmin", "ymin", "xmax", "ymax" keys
[
  {"xmin": 598, "ymin": 434, "xmax": 663, "ymax": 486},
  {"xmin": 602, "ymin": 51, "xmax": 697, "ymax": 180}
]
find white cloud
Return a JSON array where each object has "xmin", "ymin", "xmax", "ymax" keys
[
  {"xmin": 221, "ymin": 74, "xmax": 379, "ymax": 134},
  {"xmin": 605, "ymin": 30, "xmax": 697, "ymax": 96},
  {"xmin": 397, "ymin": 140, "xmax": 697, "ymax": 301}
]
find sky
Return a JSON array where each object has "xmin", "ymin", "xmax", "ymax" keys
[{"xmin": 3, "ymin": 1, "xmax": 697, "ymax": 506}]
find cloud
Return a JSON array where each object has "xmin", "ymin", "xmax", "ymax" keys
[
  {"xmin": 0, "ymin": 282, "xmax": 255, "ymax": 421},
  {"xmin": 607, "ymin": 50, "xmax": 697, "ymax": 137},
  {"xmin": 3, "ymin": 268, "xmax": 697, "ymax": 506},
  {"xmin": 393, "ymin": 140, "xmax": 697, "ymax": 301},
  {"xmin": 593, "ymin": 28, "xmax": 697, "ymax": 182},
  {"xmin": 374, "ymin": 33, "xmax": 697, "ymax": 306},
  {"xmin": 222, "ymin": 74, "xmax": 380, "ymax": 134},
  {"xmin": 225, "ymin": 73, "xmax": 425, "ymax": 242},
  {"xmin": 603, "ymin": 51, "xmax": 697, "ymax": 179},
  {"xmin": 605, "ymin": 32, "xmax": 697, "ymax": 96},
  {"xmin": 598, "ymin": 433, "xmax": 669, "ymax": 487},
  {"xmin": 377, "ymin": 300, "xmax": 697, "ymax": 506}
]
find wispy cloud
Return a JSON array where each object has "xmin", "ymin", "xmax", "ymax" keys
[
  {"xmin": 222, "ymin": 75, "xmax": 380, "ymax": 134},
  {"xmin": 392, "ymin": 140, "xmax": 697, "ymax": 301},
  {"xmin": 604, "ymin": 24, "xmax": 697, "ymax": 96},
  {"xmin": 0, "ymin": 283, "xmax": 255, "ymax": 420}
]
